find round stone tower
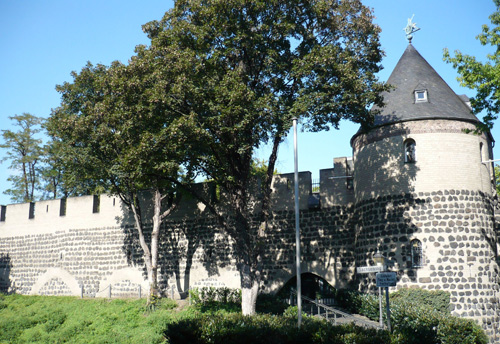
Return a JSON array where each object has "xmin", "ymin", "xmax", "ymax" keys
[{"xmin": 351, "ymin": 43, "xmax": 499, "ymax": 336}]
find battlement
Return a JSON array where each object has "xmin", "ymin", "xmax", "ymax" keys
[{"xmin": 0, "ymin": 157, "xmax": 354, "ymax": 235}]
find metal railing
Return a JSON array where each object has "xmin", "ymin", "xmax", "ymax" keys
[{"xmin": 290, "ymin": 291, "xmax": 382, "ymax": 330}]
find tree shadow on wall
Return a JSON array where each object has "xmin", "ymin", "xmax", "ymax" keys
[
  {"xmin": 0, "ymin": 253, "xmax": 12, "ymax": 293},
  {"xmin": 350, "ymin": 122, "xmax": 426, "ymax": 291},
  {"xmin": 116, "ymin": 191, "xmax": 232, "ymax": 299}
]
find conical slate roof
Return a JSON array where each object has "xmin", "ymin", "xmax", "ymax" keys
[{"xmin": 371, "ymin": 44, "xmax": 479, "ymax": 126}]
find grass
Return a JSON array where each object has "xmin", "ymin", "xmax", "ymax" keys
[
  {"xmin": 0, "ymin": 293, "xmax": 392, "ymax": 344},
  {"xmin": 0, "ymin": 294, "xmax": 178, "ymax": 344},
  {"xmin": 2, "ymin": 292, "xmax": 485, "ymax": 344}
]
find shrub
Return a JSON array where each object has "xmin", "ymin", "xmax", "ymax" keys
[
  {"xmin": 437, "ymin": 316, "xmax": 488, "ymax": 344},
  {"xmin": 164, "ymin": 312, "xmax": 390, "ymax": 344},
  {"xmin": 332, "ymin": 289, "xmax": 379, "ymax": 321},
  {"xmin": 390, "ymin": 300, "xmax": 441, "ymax": 344},
  {"xmin": 189, "ymin": 287, "xmax": 241, "ymax": 314},
  {"xmin": 390, "ymin": 288, "xmax": 450, "ymax": 314},
  {"xmin": 256, "ymin": 293, "xmax": 288, "ymax": 315},
  {"xmin": 190, "ymin": 287, "xmax": 241, "ymax": 305},
  {"xmin": 390, "ymin": 299, "xmax": 488, "ymax": 344},
  {"xmin": 331, "ymin": 288, "xmax": 487, "ymax": 344}
]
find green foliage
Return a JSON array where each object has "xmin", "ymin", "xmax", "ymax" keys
[
  {"xmin": 256, "ymin": 293, "xmax": 289, "ymax": 315},
  {"xmin": 443, "ymin": 1, "xmax": 500, "ymax": 131},
  {"xmin": 390, "ymin": 287, "xmax": 450, "ymax": 314},
  {"xmin": 332, "ymin": 289, "xmax": 380, "ymax": 320},
  {"xmin": 0, "ymin": 294, "xmax": 177, "ymax": 344},
  {"xmin": 43, "ymin": 0, "xmax": 388, "ymax": 315},
  {"xmin": 190, "ymin": 287, "xmax": 242, "ymax": 305},
  {"xmin": 189, "ymin": 287, "xmax": 242, "ymax": 314},
  {"xmin": 436, "ymin": 316, "xmax": 489, "ymax": 344},
  {"xmin": 0, "ymin": 113, "xmax": 45, "ymax": 203},
  {"xmin": 333, "ymin": 288, "xmax": 486, "ymax": 344},
  {"xmin": 46, "ymin": 58, "xmax": 194, "ymax": 293},
  {"xmin": 390, "ymin": 300, "xmax": 487, "ymax": 344},
  {"xmin": 164, "ymin": 311, "xmax": 390, "ymax": 344},
  {"xmin": 189, "ymin": 288, "xmax": 287, "ymax": 315},
  {"xmin": 140, "ymin": 0, "xmax": 389, "ymax": 314},
  {"xmin": 390, "ymin": 300, "xmax": 442, "ymax": 344},
  {"xmin": 0, "ymin": 293, "xmax": 488, "ymax": 344},
  {"xmin": 146, "ymin": 292, "xmax": 161, "ymax": 312}
]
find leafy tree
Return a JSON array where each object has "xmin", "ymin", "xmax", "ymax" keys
[
  {"xmin": 38, "ymin": 138, "xmax": 107, "ymax": 200},
  {"xmin": 38, "ymin": 140, "xmax": 65, "ymax": 200},
  {"xmin": 140, "ymin": 0, "xmax": 388, "ymax": 314},
  {"xmin": 0, "ymin": 113, "xmax": 45, "ymax": 203},
  {"xmin": 443, "ymin": 0, "xmax": 500, "ymax": 131},
  {"xmin": 46, "ymin": 60, "xmax": 194, "ymax": 303}
]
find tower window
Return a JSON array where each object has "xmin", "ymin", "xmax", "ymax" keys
[
  {"xmin": 404, "ymin": 139, "xmax": 416, "ymax": 163},
  {"xmin": 411, "ymin": 239, "xmax": 424, "ymax": 268},
  {"xmin": 415, "ymin": 89, "xmax": 428, "ymax": 103}
]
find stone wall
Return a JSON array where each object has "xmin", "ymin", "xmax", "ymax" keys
[
  {"xmin": 0, "ymin": 200, "xmax": 354, "ymax": 298},
  {"xmin": 352, "ymin": 119, "xmax": 495, "ymax": 201},
  {"xmin": 0, "ymin": 162, "xmax": 498, "ymax": 340},
  {"xmin": 354, "ymin": 189, "xmax": 500, "ymax": 339}
]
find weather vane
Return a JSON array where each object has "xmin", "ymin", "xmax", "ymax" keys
[{"xmin": 404, "ymin": 15, "xmax": 420, "ymax": 43}]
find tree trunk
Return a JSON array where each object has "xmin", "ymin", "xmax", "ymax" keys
[
  {"xmin": 240, "ymin": 262, "xmax": 259, "ymax": 315},
  {"xmin": 149, "ymin": 188, "xmax": 162, "ymax": 300},
  {"xmin": 129, "ymin": 197, "xmax": 156, "ymax": 304}
]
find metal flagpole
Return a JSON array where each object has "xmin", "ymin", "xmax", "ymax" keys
[{"xmin": 293, "ymin": 118, "xmax": 302, "ymax": 328}]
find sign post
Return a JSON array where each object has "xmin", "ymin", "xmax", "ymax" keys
[
  {"xmin": 357, "ymin": 264, "xmax": 385, "ymax": 328},
  {"xmin": 356, "ymin": 265, "xmax": 384, "ymax": 274},
  {"xmin": 376, "ymin": 272, "xmax": 397, "ymax": 332},
  {"xmin": 292, "ymin": 118, "xmax": 302, "ymax": 329}
]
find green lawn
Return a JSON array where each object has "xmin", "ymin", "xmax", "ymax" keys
[
  {"xmin": 0, "ymin": 294, "xmax": 179, "ymax": 344},
  {"xmin": 0, "ymin": 292, "xmax": 487, "ymax": 344},
  {"xmin": 0, "ymin": 293, "xmax": 390, "ymax": 344}
]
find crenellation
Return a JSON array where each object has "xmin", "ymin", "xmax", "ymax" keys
[{"xmin": 0, "ymin": 44, "xmax": 499, "ymax": 342}]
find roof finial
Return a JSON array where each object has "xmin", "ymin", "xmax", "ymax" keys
[{"xmin": 404, "ymin": 15, "xmax": 420, "ymax": 43}]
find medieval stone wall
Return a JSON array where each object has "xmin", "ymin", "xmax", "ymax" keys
[
  {"xmin": 354, "ymin": 189, "xmax": 499, "ymax": 338},
  {"xmin": 352, "ymin": 119, "xmax": 495, "ymax": 201},
  {"xmin": 0, "ymin": 194, "xmax": 354, "ymax": 298}
]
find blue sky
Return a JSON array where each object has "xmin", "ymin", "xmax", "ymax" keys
[{"xmin": 0, "ymin": 0, "xmax": 497, "ymax": 205}]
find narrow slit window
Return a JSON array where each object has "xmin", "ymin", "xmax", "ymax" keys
[
  {"xmin": 411, "ymin": 239, "xmax": 424, "ymax": 268},
  {"xmin": 92, "ymin": 195, "xmax": 100, "ymax": 214},
  {"xmin": 29, "ymin": 202, "xmax": 35, "ymax": 219},
  {"xmin": 404, "ymin": 139, "xmax": 416, "ymax": 163},
  {"xmin": 60, "ymin": 198, "xmax": 67, "ymax": 216}
]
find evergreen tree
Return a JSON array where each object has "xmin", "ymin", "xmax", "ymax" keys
[{"xmin": 0, "ymin": 113, "xmax": 44, "ymax": 203}]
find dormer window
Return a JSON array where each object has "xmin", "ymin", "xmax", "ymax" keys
[{"xmin": 414, "ymin": 89, "xmax": 428, "ymax": 103}]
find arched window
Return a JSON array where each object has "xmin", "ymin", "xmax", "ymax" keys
[
  {"xmin": 411, "ymin": 239, "xmax": 423, "ymax": 268},
  {"xmin": 404, "ymin": 139, "xmax": 416, "ymax": 163}
]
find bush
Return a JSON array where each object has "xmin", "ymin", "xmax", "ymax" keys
[
  {"xmin": 390, "ymin": 300, "xmax": 441, "ymax": 344},
  {"xmin": 390, "ymin": 300, "xmax": 488, "ymax": 344},
  {"xmin": 390, "ymin": 288, "xmax": 450, "ymax": 314},
  {"xmin": 437, "ymin": 316, "xmax": 488, "ymax": 344},
  {"xmin": 189, "ymin": 287, "xmax": 241, "ymax": 314},
  {"xmin": 331, "ymin": 288, "xmax": 487, "ymax": 344},
  {"xmin": 189, "ymin": 287, "xmax": 241, "ymax": 305},
  {"xmin": 164, "ymin": 312, "xmax": 390, "ymax": 344},
  {"xmin": 332, "ymin": 289, "xmax": 380, "ymax": 321},
  {"xmin": 256, "ymin": 293, "xmax": 288, "ymax": 315}
]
